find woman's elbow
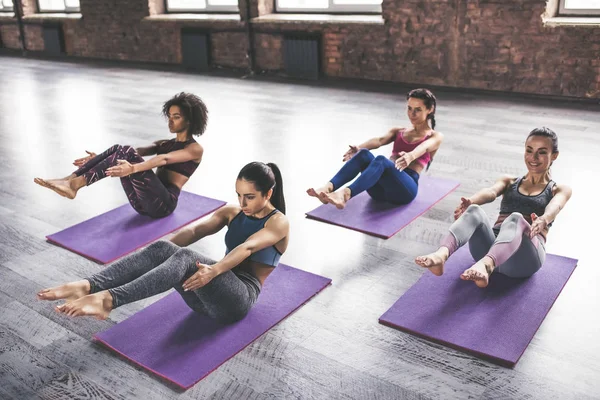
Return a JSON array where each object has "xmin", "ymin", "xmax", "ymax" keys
[{"xmin": 157, "ymin": 155, "xmax": 169, "ymax": 166}]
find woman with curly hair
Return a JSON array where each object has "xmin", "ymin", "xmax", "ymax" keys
[{"xmin": 34, "ymin": 92, "xmax": 208, "ymax": 218}]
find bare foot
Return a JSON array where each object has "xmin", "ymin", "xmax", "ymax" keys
[
  {"xmin": 460, "ymin": 257, "xmax": 494, "ymax": 288},
  {"xmin": 37, "ymin": 280, "xmax": 91, "ymax": 302},
  {"xmin": 325, "ymin": 188, "xmax": 351, "ymax": 210},
  {"xmin": 34, "ymin": 178, "xmax": 77, "ymax": 199},
  {"xmin": 415, "ymin": 247, "xmax": 449, "ymax": 276},
  {"xmin": 307, "ymin": 183, "xmax": 333, "ymax": 204},
  {"xmin": 57, "ymin": 291, "xmax": 113, "ymax": 320}
]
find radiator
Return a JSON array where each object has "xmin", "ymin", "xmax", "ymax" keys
[
  {"xmin": 181, "ymin": 29, "xmax": 210, "ymax": 71},
  {"xmin": 42, "ymin": 25, "xmax": 64, "ymax": 55},
  {"xmin": 283, "ymin": 35, "xmax": 320, "ymax": 80}
]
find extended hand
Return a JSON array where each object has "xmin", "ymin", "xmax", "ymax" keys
[
  {"xmin": 342, "ymin": 145, "xmax": 359, "ymax": 162},
  {"xmin": 73, "ymin": 150, "xmax": 96, "ymax": 167},
  {"xmin": 182, "ymin": 262, "xmax": 217, "ymax": 291},
  {"xmin": 106, "ymin": 160, "xmax": 135, "ymax": 177},
  {"xmin": 454, "ymin": 197, "xmax": 473, "ymax": 220},
  {"xmin": 394, "ymin": 151, "xmax": 415, "ymax": 171},
  {"xmin": 530, "ymin": 213, "xmax": 548, "ymax": 239}
]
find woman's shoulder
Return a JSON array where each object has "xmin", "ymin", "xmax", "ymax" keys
[
  {"xmin": 552, "ymin": 182, "xmax": 572, "ymax": 197},
  {"xmin": 216, "ymin": 204, "xmax": 243, "ymax": 224},
  {"xmin": 429, "ymin": 129, "xmax": 443, "ymax": 139},
  {"xmin": 154, "ymin": 139, "xmax": 170, "ymax": 146},
  {"xmin": 264, "ymin": 211, "xmax": 289, "ymax": 232}
]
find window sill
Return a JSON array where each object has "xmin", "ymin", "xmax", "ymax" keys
[
  {"xmin": 543, "ymin": 16, "xmax": 600, "ymax": 27},
  {"xmin": 251, "ymin": 13, "xmax": 384, "ymax": 25},
  {"xmin": 144, "ymin": 14, "xmax": 241, "ymax": 22},
  {"xmin": 23, "ymin": 13, "xmax": 82, "ymax": 21},
  {"xmin": 0, "ymin": 12, "xmax": 15, "ymax": 20}
]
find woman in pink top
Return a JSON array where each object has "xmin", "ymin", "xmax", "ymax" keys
[{"xmin": 307, "ymin": 88, "xmax": 443, "ymax": 209}]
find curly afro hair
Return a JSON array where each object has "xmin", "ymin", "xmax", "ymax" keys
[{"xmin": 162, "ymin": 92, "xmax": 209, "ymax": 137}]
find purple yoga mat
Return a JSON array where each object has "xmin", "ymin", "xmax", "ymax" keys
[
  {"xmin": 379, "ymin": 246, "xmax": 577, "ymax": 367},
  {"xmin": 94, "ymin": 264, "xmax": 331, "ymax": 389},
  {"xmin": 306, "ymin": 176, "xmax": 459, "ymax": 238},
  {"xmin": 47, "ymin": 191, "xmax": 226, "ymax": 264}
]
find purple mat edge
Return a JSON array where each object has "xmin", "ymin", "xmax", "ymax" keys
[
  {"xmin": 45, "ymin": 196, "xmax": 227, "ymax": 265},
  {"xmin": 92, "ymin": 278, "xmax": 332, "ymax": 389},
  {"xmin": 378, "ymin": 261, "xmax": 578, "ymax": 368},
  {"xmin": 305, "ymin": 181, "xmax": 460, "ymax": 239}
]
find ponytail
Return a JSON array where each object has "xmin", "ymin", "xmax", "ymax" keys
[
  {"xmin": 266, "ymin": 163, "xmax": 286, "ymax": 214},
  {"xmin": 428, "ymin": 114, "xmax": 436, "ymax": 130},
  {"xmin": 237, "ymin": 161, "xmax": 286, "ymax": 214}
]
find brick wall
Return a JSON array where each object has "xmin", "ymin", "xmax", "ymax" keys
[
  {"xmin": 0, "ymin": 23, "xmax": 20, "ymax": 49},
  {"xmin": 23, "ymin": 24, "xmax": 43, "ymax": 51},
  {"xmin": 0, "ymin": 0, "xmax": 598, "ymax": 98}
]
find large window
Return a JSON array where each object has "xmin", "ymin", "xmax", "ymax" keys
[
  {"xmin": 38, "ymin": 0, "xmax": 80, "ymax": 12},
  {"xmin": 1, "ymin": 0, "xmax": 13, "ymax": 12},
  {"xmin": 277, "ymin": 0, "xmax": 381, "ymax": 13},
  {"xmin": 166, "ymin": 0, "xmax": 238, "ymax": 13},
  {"xmin": 559, "ymin": 0, "xmax": 600, "ymax": 15}
]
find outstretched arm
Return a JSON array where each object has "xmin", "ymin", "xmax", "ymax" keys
[
  {"xmin": 135, "ymin": 141, "xmax": 160, "ymax": 157},
  {"xmin": 454, "ymin": 175, "xmax": 513, "ymax": 220},
  {"xmin": 394, "ymin": 131, "xmax": 443, "ymax": 170},
  {"xmin": 107, "ymin": 143, "xmax": 203, "ymax": 177},
  {"xmin": 530, "ymin": 183, "xmax": 572, "ymax": 237},
  {"xmin": 182, "ymin": 213, "xmax": 290, "ymax": 291},
  {"xmin": 357, "ymin": 128, "xmax": 398, "ymax": 150},
  {"xmin": 343, "ymin": 128, "xmax": 399, "ymax": 161},
  {"xmin": 170, "ymin": 205, "xmax": 235, "ymax": 247}
]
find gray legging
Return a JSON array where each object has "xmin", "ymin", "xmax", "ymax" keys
[
  {"xmin": 86, "ymin": 240, "xmax": 261, "ymax": 323},
  {"xmin": 440, "ymin": 205, "xmax": 546, "ymax": 278}
]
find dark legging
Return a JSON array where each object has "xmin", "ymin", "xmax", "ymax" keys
[
  {"xmin": 74, "ymin": 144, "xmax": 179, "ymax": 218},
  {"xmin": 86, "ymin": 240, "xmax": 261, "ymax": 324},
  {"xmin": 329, "ymin": 149, "xmax": 419, "ymax": 205}
]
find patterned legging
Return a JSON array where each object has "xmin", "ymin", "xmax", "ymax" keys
[{"xmin": 74, "ymin": 144, "xmax": 179, "ymax": 218}]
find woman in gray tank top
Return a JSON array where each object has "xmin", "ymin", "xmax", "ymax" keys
[{"xmin": 415, "ymin": 127, "xmax": 572, "ymax": 288}]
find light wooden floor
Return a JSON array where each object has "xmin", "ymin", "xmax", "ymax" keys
[{"xmin": 1, "ymin": 56, "xmax": 599, "ymax": 400}]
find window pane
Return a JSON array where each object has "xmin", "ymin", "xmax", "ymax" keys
[
  {"xmin": 564, "ymin": 0, "xmax": 600, "ymax": 8},
  {"xmin": 333, "ymin": 0, "xmax": 381, "ymax": 4},
  {"xmin": 208, "ymin": 0, "xmax": 238, "ymax": 6},
  {"xmin": 277, "ymin": 0, "xmax": 328, "ymax": 9},
  {"xmin": 64, "ymin": 0, "xmax": 80, "ymax": 8},
  {"xmin": 167, "ymin": 0, "xmax": 207, "ymax": 9},
  {"xmin": 2, "ymin": 0, "xmax": 14, "ymax": 9},
  {"xmin": 38, "ymin": 0, "xmax": 66, "ymax": 11}
]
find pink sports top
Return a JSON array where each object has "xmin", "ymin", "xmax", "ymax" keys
[{"xmin": 391, "ymin": 128, "xmax": 432, "ymax": 168}]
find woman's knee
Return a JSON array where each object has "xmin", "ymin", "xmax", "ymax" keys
[
  {"xmin": 172, "ymin": 247, "xmax": 198, "ymax": 260},
  {"xmin": 461, "ymin": 204, "xmax": 487, "ymax": 223},
  {"xmin": 505, "ymin": 212, "xmax": 526, "ymax": 223},
  {"xmin": 500, "ymin": 212, "xmax": 528, "ymax": 230},
  {"xmin": 115, "ymin": 144, "xmax": 137, "ymax": 157},
  {"xmin": 354, "ymin": 148, "xmax": 374, "ymax": 162},
  {"xmin": 146, "ymin": 240, "xmax": 178, "ymax": 253}
]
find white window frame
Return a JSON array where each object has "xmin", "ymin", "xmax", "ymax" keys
[
  {"xmin": 37, "ymin": 0, "xmax": 80, "ymax": 13},
  {"xmin": 165, "ymin": 0, "xmax": 239, "ymax": 14},
  {"xmin": 559, "ymin": 0, "xmax": 600, "ymax": 15},
  {"xmin": 276, "ymin": 0, "xmax": 381, "ymax": 14},
  {"xmin": 1, "ymin": 0, "xmax": 14, "ymax": 12}
]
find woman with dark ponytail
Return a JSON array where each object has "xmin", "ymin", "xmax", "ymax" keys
[
  {"xmin": 38, "ymin": 162, "xmax": 290, "ymax": 324},
  {"xmin": 416, "ymin": 127, "xmax": 572, "ymax": 288},
  {"xmin": 307, "ymin": 88, "xmax": 443, "ymax": 209}
]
